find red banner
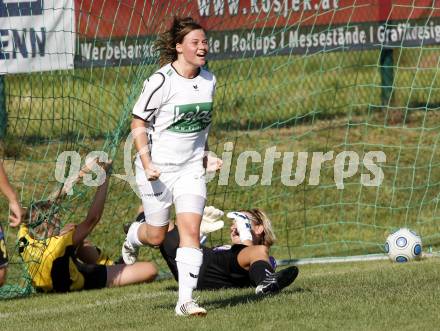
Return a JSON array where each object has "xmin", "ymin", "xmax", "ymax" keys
[{"xmin": 76, "ymin": 0, "xmax": 440, "ymax": 39}]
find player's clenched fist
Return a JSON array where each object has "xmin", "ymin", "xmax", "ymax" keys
[
  {"xmin": 203, "ymin": 154, "xmax": 223, "ymax": 172},
  {"xmin": 145, "ymin": 165, "xmax": 161, "ymax": 181}
]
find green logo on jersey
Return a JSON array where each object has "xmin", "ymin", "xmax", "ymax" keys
[{"xmin": 168, "ymin": 102, "xmax": 213, "ymax": 133}]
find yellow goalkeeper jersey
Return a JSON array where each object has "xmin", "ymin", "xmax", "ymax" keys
[{"xmin": 17, "ymin": 225, "xmax": 85, "ymax": 292}]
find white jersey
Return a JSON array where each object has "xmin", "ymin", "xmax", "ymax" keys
[{"xmin": 132, "ymin": 63, "xmax": 216, "ymax": 168}]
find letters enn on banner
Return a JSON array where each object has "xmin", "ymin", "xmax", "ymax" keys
[{"xmin": 0, "ymin": 0, "xmax": 75, "ymax": 75}]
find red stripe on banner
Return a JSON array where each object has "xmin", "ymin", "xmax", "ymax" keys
[
  {"xmin": 379, "ymin": 0, "xmax": 392, "ymax": 21},
  {"xmin": 75, "ymin": 0, "xmax": 440, "ymax": 39}
]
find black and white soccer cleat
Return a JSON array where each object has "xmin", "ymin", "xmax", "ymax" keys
[{"xmin": 255, "ymin": 266, "xmax": 299, "ymax": 295}]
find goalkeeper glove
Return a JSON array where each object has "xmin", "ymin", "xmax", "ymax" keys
[
  {"xmin": 200, "ymin": 206, "xmax": 225, "ymax": 235},
  {"xmin": 227, "ymin": 211, "xmax": 253, "ymax": 243}
]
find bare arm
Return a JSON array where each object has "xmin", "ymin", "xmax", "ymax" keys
[
  {"xmin": 0, "ymin": 162, "xmax": 22, "ymax": 227},
  {"xmin": 131, "ymin": 117, "xmax": 160, "ymax": 181},
  {"xmin": 72, "ymin": 163, "xmax": 111, "ymax": 246},
  {"xmin": 0, "ymin": 162, "xmax": 17, "ymax": 202},
  {"xmin": 48, "ymin": 157, "xmax": 103, "ymax": 202}
]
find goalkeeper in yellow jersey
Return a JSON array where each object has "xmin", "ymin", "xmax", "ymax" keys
[
  {"xmin": 18, "ymin": 159, "xmax": 157, "ymax": 293},
  {"xmin": 0, "ymin": 161, "xmax": 23, "ymax": 287}
]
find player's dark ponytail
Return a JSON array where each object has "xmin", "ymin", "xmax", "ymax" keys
[{"xmin": 155, "ymin": 17, "xmax": 205, "ymax": 67}]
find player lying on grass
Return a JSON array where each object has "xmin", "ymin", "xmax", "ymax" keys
[
  {"xmin": 17, "ymin": 159, "xmax": 157, "ymax": 293},
  {"xmin": 125, "ymin": 206, "xmax": 298, "ymax": 294}
]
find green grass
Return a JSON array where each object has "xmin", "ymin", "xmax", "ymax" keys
[
  {"xmin": 1, "ymin": 258, "xmax": 439, "ymax": 330},
  {"xmin": 2, "ymin": 14, "xmax": 440, "ymax": 328},
  {"xmin": 2, "ymin": 45, "xmax": 440, "ymax": 300},
  {"xmin": 2, "ymin": 112, "xmax": 440, "ymax": 293}
]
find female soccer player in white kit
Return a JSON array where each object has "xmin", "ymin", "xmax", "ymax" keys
[{"xmin": 122, "ymin": 17, "xmax": 221, "ymax": 316}]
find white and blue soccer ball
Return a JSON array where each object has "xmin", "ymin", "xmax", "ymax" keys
[{"xmin": 385, "ymin": 228, "xmax": 423, "ymax": 262}]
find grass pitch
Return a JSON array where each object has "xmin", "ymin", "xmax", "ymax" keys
[
  {"xmin": 1, "ymin": 258, "xmax": 440, "ymax": 331},
  {"xmin": 2, "ymin": 116, "xmax": 440, "ymax": 292},
  {"xmin": 2, "ymin": 46, "xmax": 440, "ymax": 325}
]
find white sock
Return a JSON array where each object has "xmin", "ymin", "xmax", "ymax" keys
[
  {"xmin": 127, "ymin": 222, "xmax": 143, "ymax": 247},
  {"xmin": 175, "ymin": 247, "xmax": 203, "ymax": 305}
]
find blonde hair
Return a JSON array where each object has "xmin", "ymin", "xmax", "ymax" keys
[
  {"xmin": 242, "ymin": 209, "xmax": 276, "ymax": 247},
  {"xmin": 154, "ymin": 17, "xmax": 205, "ymax": 67}
]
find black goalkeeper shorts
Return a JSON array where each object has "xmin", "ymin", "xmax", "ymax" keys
[
  {"xmin": 160, "ymin": 227, "xmax": 251, "ymax": 290},
  {"xmin": 75, "ymin": 262, "xmax": 107, "ymax": 290}
]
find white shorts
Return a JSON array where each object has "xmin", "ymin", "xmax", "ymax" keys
[{"xmin": 136, "ymin": 162, "xmax": 207, "ymax": 227}]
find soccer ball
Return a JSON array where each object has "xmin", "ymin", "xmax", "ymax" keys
[{"xmin": 384, "ymin": 228, "xmax": 423, "ymax": 262}]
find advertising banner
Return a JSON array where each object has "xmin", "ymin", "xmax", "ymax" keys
[
  {"xmin": 72, "ymin": 0, "xmax": 440, "ymax": 66},
  {"xmin": 0, "ymin": 0, "xmax": 75, "ymax": 75}
]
